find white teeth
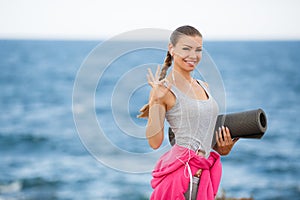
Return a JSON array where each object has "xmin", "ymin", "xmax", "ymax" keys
[{"xmin": 185, "ymin": 60, "xmax": 195, "ymax": 65}]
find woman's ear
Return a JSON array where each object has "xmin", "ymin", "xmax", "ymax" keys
[
  {"xmin": 168, "ymin": 43, "xmax": 174, "ymax": 56},
  {"xmin": 171, "ymin": 48, "xmax": 174, "ymax": 56}
]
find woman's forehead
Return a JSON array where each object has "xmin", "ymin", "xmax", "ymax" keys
[{"xmin": 176, "ymin": 35, "xmax": 202, "ymax": 47}]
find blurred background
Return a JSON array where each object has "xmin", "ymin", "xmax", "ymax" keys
[{"xmin": 0, "ymin": 0, "xmax": 299, "ymax": 199}]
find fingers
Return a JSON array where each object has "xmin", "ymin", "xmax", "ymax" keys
[
  {"xmin": 223, "ymin": 126, "xmax": 231, "ymax": 145},
  {"xmin": 147, "ymin": 67, "xmax": 159, "ymax": 87},
  {"xmin": 215, "ymin": 130, "xmax": 221, "ymax": 147},
  {"xmin": 216, "ymin": 126, "xmax": 235, "ymax": 145},
  {"xmin": 148, "ymin": 65, "xmax": 161, "ymax": 82},
  {"xmin": 155, "ymin": 65, "xmax": 161, "ymax": 80},
  {"xmin": 147, "ymin": 66, "xmax": 172, "ymax": 90},
  {"xmin": 215, "ymin": 126, "xmax": 239, "ymax": 156},
  {"xmin": 147, "ymin": 68, "xmax": 155, "ymax": 82},
  {"xmin": 216, "ymin": 127, "xmax": 223, "ymax": 146}
]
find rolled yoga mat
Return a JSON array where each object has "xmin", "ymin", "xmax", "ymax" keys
[{"xmin": 169, "ymin": 108, "xmax": 267, "ymax": 145}]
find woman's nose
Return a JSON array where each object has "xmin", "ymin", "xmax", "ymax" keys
[{"xmin": 188, "ymin": 50, "xmax": 197, "ymax": 58}]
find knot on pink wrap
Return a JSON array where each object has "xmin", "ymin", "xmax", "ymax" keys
[{"xmin": 151, "ymin": 144, "xmax": 222, "ymax": 200}]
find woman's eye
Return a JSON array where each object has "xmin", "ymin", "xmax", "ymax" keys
[
  {"xmin": 182, "ymin": 47, "xmax": 190, "ymax": 51},
  {"xmin": 196, "ymin": 49, "xmax": 202, "ymax": 52}
]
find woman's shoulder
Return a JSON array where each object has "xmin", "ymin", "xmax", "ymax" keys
[{"xmin": 196, "ymin": 79, "xmax": 209, "ymax": 89}]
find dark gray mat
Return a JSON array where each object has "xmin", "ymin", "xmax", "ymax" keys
[{"xmin": 169, "ymin": 108, "xmax": 267, "ymax": 145}]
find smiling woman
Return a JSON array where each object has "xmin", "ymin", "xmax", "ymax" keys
[
  {"xmin": 171, "ymin": 36, "xmax": 203, "ymax": 76},
  {"xmin": 138, "ymin": 25, "xmax": 239, "ymax": 200}
]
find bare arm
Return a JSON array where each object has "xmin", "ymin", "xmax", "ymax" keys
[
  {"xmin": 146, "ymin": 102, "xmax": 166, "ymax": 149},
  {"xmin": 145, "ymin": 66, "xmax": 172, "ymax": 149}
]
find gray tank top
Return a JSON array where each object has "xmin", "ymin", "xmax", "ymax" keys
[{"xmin": 166, "ymin": 80, "xmax": 219, "ymax": 157}]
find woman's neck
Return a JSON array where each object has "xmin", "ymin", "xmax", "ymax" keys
[{"xmin": 172, "ymin": 65, "xmax": 193, "ymax": 83}]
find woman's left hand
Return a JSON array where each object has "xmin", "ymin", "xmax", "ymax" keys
[{"xmin": 213, "ymin": 126, "xmax": 239, "ymax": 156}]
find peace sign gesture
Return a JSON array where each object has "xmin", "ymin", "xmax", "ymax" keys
[{"xmin": 147, "ymin": 65, "xmax": 172, "ymax": 104}]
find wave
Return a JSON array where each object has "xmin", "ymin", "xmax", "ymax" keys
[
  {"xmin": 0, "ymin": 181, "xmax": 22, "ymax": 194},
  {"xmin": 0, "ymin": 133, "xmax": 50, "ymax": 152}
]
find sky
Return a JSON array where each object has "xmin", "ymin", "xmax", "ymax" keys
[{"xmin": 0, "ymin": 0, "xmax": 299, "ymax": 40}]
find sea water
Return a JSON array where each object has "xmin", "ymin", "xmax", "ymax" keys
[{"xmin": 0, "ymin": 40, "xmax": 299, "ymax": 199}]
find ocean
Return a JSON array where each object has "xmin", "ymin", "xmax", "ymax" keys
[{"xmin": 0, "ymin": 39, "xmax": 299, "ymax": 200}]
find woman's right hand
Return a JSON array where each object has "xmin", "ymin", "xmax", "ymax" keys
[{"xmin": 147, "ymin": 65, "xmax": 172, "ymax": 104}]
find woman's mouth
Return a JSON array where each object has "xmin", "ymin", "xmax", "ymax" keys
[{"xmin": 184, "ymin": 60, "xmax": 197, "ymax": 66}]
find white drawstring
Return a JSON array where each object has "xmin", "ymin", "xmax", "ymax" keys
[
  {"xmin": 186, "ymin": 162, "xmax": 193, "ymax": 200},
  {"xmin": 176, "ymin": 149, "xmax": 193, "ymax": 200}
]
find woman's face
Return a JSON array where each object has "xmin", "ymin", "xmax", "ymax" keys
[{"xmin": 170, "ymin": 35, "xmax": 203, "ymax": 72}]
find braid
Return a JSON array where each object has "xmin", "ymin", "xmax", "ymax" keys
[
  {"xmin": 159, "ymin": 51, "xmax": 172, "ymax": 81},
  {"xmin": 137, "ymin": 51, "xmax": 172, "ymax": 118}
]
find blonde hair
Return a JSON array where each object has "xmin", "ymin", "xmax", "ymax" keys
[{"xmin": 137, "ymin": 25, "xmax": 202, "ymax": 118}]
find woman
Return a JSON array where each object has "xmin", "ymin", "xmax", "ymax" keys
[{"xmin": 138, "ymin": 25, "xmax": 239, "ymax": 200}]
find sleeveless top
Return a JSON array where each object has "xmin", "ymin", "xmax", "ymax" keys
[{"xmin": 166, "ymin": 80, "xmax": 219, "ymax": 158}]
